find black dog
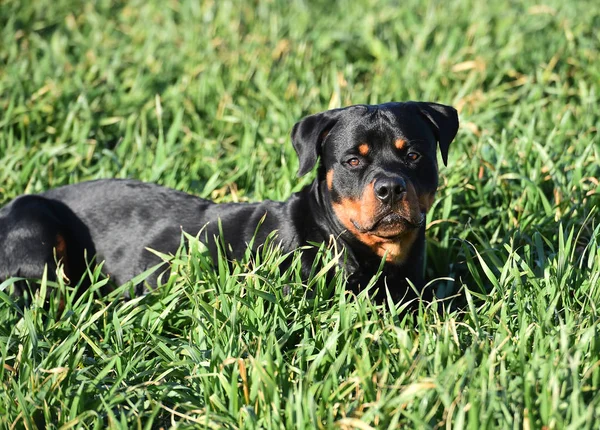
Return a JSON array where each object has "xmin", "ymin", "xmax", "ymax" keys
[{"xmin": 0, "ymin": 102, "xmax": 458, "ymax": 302}]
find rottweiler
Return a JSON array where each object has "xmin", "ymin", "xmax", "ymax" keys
[{"xmin": 0, "ymin": 101, "xmax": 458, "ymax": 302}]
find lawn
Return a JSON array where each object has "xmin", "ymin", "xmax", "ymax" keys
[{"xmin": 0, "ymin": 0, "xmax": 599, "ymax": 428}]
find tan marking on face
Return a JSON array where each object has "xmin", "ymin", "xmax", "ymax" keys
[
  {"xmin": 395, "ymin": 139, "xmax": 407, "ymax": 150},
  {"xmin": 331, "ymin": 182, "xmax": 421, "ymax": 264},
  {"xmin": 418, "ymin": 191, "xmax": 436, "ymax": 213},
  {"xmin": 326, "ymin": 169, "xmax": 334, "ymax": 191},
  {"xmin": 403, "ymin": 181, "xmax": 425, "ymax": 221},
  {"xmin": 55, "ymin": 234, "xmax": 70, "ymax": 283},
  {"xmin": 358, "ymin": 143, "xmax": 370, "ymax": 156}
]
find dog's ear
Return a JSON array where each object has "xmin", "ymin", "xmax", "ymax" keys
[
  {"xmin": 414, "ymin": 102, "xmax": 459, "ymax": 166},
  {"xmin": 291, "ymin": 108, "xmax": 348, "ymax": 177}
]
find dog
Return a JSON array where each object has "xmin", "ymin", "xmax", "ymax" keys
[{"xmin": 0, "ymin": 102, "xmax": 458, "ymax": 302}]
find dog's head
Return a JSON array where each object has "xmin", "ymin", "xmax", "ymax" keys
[{"xmin": 292, "ymin": 102, "xmax": 459, "ymax": 264}]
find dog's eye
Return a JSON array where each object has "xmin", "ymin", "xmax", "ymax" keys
[
  {"xmin": 407, "ymin": 152, "xmax": 420, "ymax": 162},
  {"xmin": 347, "ymin": 158, "xmax": 361, "ymax": 167}
]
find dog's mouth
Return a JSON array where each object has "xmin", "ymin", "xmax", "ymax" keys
[{"xmin": 352, "ymin": 211, "xmax": 424, "ymax": 239}]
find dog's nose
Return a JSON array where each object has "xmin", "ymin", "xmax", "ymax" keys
[{"xmin": 374, "ymin": 176, "xmax": 406, "ymax": 204}]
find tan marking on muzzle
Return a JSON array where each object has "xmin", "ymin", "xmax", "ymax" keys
[
  {"xmin": 403, "ymin": 181, "xmax": 425, "ymax": 221},
  {"xmin": 418, "ymin": 191, "xmax": 436, "ymax": 213}
]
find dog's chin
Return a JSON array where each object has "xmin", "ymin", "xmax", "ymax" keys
[
  {"xmin": 353, "ymin": 212, "xmax": 423, "ymax": 240},
  {"xmin": 371, "ymin": 226, "xmax": 411, "ymax": 240}
]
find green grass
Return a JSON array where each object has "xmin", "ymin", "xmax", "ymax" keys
[{"xmin": 1, "ymin": 0, "xmax": 599, "ymax": 427}]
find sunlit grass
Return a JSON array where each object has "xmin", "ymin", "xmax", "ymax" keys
[{"xmin": 0, "ymin": 0, "xmax": 599, "ymax": 428}]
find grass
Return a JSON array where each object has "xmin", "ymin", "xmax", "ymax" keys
[{"xmin": 0, "ymin": 0, "xmax": 599, "ymax": 427}]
